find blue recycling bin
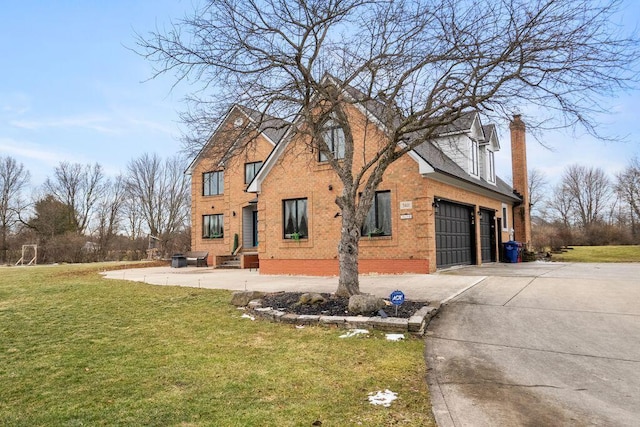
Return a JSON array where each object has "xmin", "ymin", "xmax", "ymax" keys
[{"xmin": 503, "ymin": 241, "xmax": 519, "ymax": 263}]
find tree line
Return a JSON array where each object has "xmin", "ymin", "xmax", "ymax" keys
[
  {"xmin": 0, "ymin": 154, "xmax": 190, "ymax": 265},
  {"xmin": 529, "ymin": 158, "xmax": 640, "ymax": 250}
]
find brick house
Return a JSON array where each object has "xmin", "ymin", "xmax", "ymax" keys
[
  {"xmin": 187, "ymin": 105, "xmax": 289, "ymax": 268},
  {"xmin": 189, "ymin": 92, "xmax": 531, "ymax": 274}
]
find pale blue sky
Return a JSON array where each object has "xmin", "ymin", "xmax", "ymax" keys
[{"xmin": 1, "ymin": 1, "xmax": 638, "ymax": 191}]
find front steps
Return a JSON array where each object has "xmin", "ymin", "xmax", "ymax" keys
[{"xmin": 216, "ymin": 255, "xmax": 241, "ymax": 269}]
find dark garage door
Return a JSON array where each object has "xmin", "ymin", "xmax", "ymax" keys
[
  {"xmin": 479, "ymin": 208, "xmax": 496, "ymax": 263},
  {"xmin": 435, "ymin": 201, "xmax": 474, "ymax": 268}
]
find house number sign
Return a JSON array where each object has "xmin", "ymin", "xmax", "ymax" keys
[{"xmin": 400, "ymin": 201, "xmax": 413, "ymax": 210}]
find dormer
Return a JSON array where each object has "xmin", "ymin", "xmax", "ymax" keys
[
  {"xmin": 430, "ymin": 112, "xmax": 501, "ymax": 183},
  {"xmin": 479, "ymin": 124, "xmax": 500, "ymax": 185},
  {"xmin": 432, "ymin": 111, "xmax": 482, "ymax": 178}
]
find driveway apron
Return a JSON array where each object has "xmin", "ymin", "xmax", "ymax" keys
[{"xmin": 426, "ymin": 262, "xmax": 640, "ymax": 426}]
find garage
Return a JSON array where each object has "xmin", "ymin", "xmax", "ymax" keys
[
  {"xmin": 479, "ymin": 208, "xmax": 496, "ymax": 263},
  {"xmin": 435, "ymin": 200, "xmax": 474, "ymax": 268}
]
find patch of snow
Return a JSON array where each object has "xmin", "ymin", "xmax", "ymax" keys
[
  {"xmin": 295, "ymin": 325, "xmax": 305, "ymax": 329},
  {"xmin": 385, "ymin": 333, "xmax": 405, "ymax": 341},
  {"xmin": 255, "ymin": 307, "xmax": 273, "ymax": 312},
  {"xmin": 241, "ymin": 313, "xmax": 255, "ymax": 321},
  {"xmin": 368, "ymin": 389, "xmax": 398, "ymax": 407},
  {"xmin": 339, "ymin": 329, "xmax": 370, "ymax": 338}
]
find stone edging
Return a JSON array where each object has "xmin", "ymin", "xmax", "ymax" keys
[{"xmin": 245, "ymin": 299, "xmax": 440, "ymax": 335}]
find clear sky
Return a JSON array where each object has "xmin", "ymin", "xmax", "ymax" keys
[{"xmin": 1, "ymin": 1, "xmax": 639, "ymax": 191}]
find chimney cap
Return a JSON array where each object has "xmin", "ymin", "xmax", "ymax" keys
[{"xmin": 510, "ymin": 114, "xmax": 525, "ymax": 130}]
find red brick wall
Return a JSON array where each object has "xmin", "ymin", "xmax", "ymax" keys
[
  {"xmin": 256, "ymin": 103, "xmax": 515, "ymax": 274},
  {"xmin": 190, "ymin": 110, "xmax": 274, "ymax": 266}
]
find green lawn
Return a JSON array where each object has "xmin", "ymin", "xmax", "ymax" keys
[
  {"xmin": 551, "ymin": 245, "xmax": 640, "ymax": 263},
  {"xmin": 0, "ymin": 263, "xmax": 434, "ymax": 426}
]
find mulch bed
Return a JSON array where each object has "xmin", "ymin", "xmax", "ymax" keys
[{"xmin": 259, "ymin": 292, "xmax": 427, "ymax": 319}]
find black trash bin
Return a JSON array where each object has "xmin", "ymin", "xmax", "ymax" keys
[
  {"xmin": 503, "ymin": 241, "xmax": 519, "ymax": 263},
  {"xmin": 171, "ymin": 253, "xmax": 187, "ymax": 268}
]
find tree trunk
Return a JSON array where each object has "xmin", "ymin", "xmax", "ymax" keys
[
  {"xmin": 336, "ymin": 207, "xmax": 361, "ymax": 297},
  {"xmin": 1, "ymin": 225, "xmax": 7, "ymax": 264}
]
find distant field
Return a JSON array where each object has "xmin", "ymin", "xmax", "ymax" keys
[
  {"xmin": 0, "ymin": 263, "xmax": 434, "ymax": 426},
  {"xmin": 551, "ymin": 245, "xmax": 640, "ymax": 263}
]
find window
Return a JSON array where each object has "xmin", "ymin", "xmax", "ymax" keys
[
  {"xmin": 362, "ymin": 191, "xmax": 392, "ymax": 237},
  {"xmin": 487, "ymin": 150, "xmax": 496, "ymax": 183},
  {"xmin": 203, "ymin": 171, "xmax": 224, "ymax": 196},
  {"xmin": 501, "ymin": 204, "xmax": 509, "ymax": 231},
  {"xmin": 470, "ymin": 139, "xmax": 479, "ymax": 176},
  {"xmin": 319, "ymin": 121, "xmax": 345, "ymax": 161},
  {"xmin": 283, "ymin": 198, "xmax": 308, "ymax": 239},
  {"xmin": 245, "ymin": 161, "xmax": 263, "ymax": 184},
  {"xmin": 203, "ymin": 214, "xmax": 224, "ymax": 238}
]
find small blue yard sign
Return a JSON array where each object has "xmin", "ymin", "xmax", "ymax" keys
[{"xmin": 390, "ymin": 290, "xmax": 405, "ymax": 306}]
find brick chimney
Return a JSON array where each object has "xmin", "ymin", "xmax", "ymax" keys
[{"xmin": 510, "ymin": 115, "xmax": 531, "ymax": 247}]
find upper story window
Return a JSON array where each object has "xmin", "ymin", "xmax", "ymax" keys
[
  {"xmin": 319, "ymin": 121, "xmax": 345, "ymax": 162},
  {"xmin": 203, "ymin": 171, "xmax": 224, "ymax": 196},
  {"xmin": 203, "ymin": 214, "xmax": 224, "ymax": 239},
  {"xmin": 362, "ymin": 191, "xmax": 392, "ymax": 237},
  {"xmin": 487, "ymin": 150, "xmax": 496, "ymax": 183},
  {"xmin": 470, "ymin": 139, "xmax": 479, "ymax": 176},
  {"xmin": 283, "ymin": 198, "xmax": 308, "ymax": 239},
  {"xmin": 245, "ymin": 161, "xmax": 263, "ymax": 184}
]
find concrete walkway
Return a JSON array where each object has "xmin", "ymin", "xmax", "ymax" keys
[
  {"xmin": 427, "ymin": 262, "xmax": 640, "ymax": 426},
  {"xmin": 102, "ymin": 265, "xmax": 485, "ymax": 304}
]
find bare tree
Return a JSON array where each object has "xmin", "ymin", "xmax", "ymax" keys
[
  {"xmin": 546, "ymin": 182, "xmax": 574, "ymax": 228},
  {"xmin": 562, "ymin": 164, "xmax": 612, "ymax": 228},
  {"xmin": 528, "ymin": 168, "xmax": 548, "ymax": 217},
  {"xmin": 0, "ymin": 156, "xmax": 31, "ymax": 263},
  {"xmin": 138, "ymin": 0, "xmax": 639, "ymax": 295},
  {"xmin": 95, "ymin": 174, "xmax": 127, "ymax": 259},
  {"xmin": 122, "ymin": 197, "xmax": 144, "ymax": 240},
  {"xmin": 125, "ymin": 153, "xmax": 190, "ymax": 255},
  {"xmin": 44, "ymin": 162, "xmax": 106, "ymax": 235},
  {"xmin": 616, "ymin": 157, "xmax": 640, "ymax": 238}
]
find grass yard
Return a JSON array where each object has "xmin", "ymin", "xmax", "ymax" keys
[
  {"xmin": 551, "ymin": 245, "xmax": 640, "ymax": 263},
  {"xmin": 0, "ymin": 263, "xmax": 435, "ymax": 426}
]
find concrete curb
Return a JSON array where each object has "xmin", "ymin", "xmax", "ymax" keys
[{"xmin": 245, "ymin": 299, "xmax": 440, "ymax": 334}]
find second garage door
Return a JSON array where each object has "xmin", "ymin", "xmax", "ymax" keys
[
  {"xmin": 435, "ymin": 201, "xmax": 474, "ymax": 268},
  {"xmin": 479, "ymin": 208, "xmax": 496, "ymax": 263}
]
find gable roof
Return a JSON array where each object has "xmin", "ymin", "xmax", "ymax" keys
[
  {"xmin": 186, "ymin": 104, "xmax": 290, "ymax": 174},
  {"xmin": 235, "ymin": 105, "xmax": 291, "ymax": 145},
  {"xmin": 435, "ymin": 111, "xmax": 478, "ymax": 136},
  {"xmin": 246, "ymin": 78, "xmax": 519, "ymax": 202},
  {"xmin": 412, "ymin": 139, "xmax": 518, "ymax": 201},
  {"xmin": 480, "ymin": 124, "xmax": 500, "ymax": 150}
]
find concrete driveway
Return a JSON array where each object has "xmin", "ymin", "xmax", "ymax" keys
[{"xmin": 426, "ymin": 262, "xmax": 640, "ymax": 426}]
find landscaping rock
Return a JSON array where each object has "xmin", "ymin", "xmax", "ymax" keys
[
  {"xmin": 231, "ymin": 291, "xmax": 265, "ymax": 306},
  {"xmin": 298, "ymin": 292, "xmax": 326, "ymax": 305},
  {"xmin": 348, "ymin": 294, "xmax": 385, "ymax": 315}
]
